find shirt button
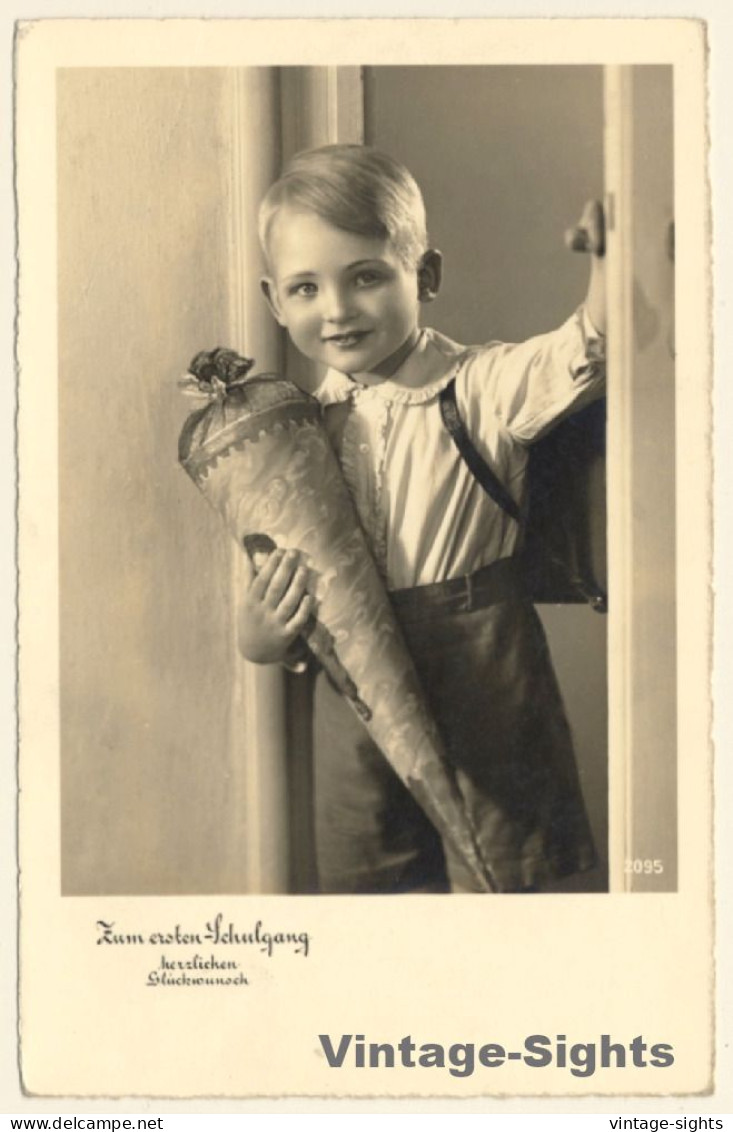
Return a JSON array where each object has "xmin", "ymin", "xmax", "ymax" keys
[{"xmin": 359, "ymin": 443, "xmax": 370, "ymax": 453}]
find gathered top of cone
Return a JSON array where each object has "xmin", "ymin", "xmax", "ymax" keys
[{"xmin": 178, "ymin": 347, "xmax": 321, "ymax": 480}]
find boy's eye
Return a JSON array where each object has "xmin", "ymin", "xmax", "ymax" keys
[
  {"xmin": 288, "ymin": 281, "xmax": 317, "ymax": 297},
  {"xmin": 354, "ymin": 270, "xmax": 383, "ymax": 287}
]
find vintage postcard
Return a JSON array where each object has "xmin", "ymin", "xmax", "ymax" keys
[{"xmin": 14, "ymin": 15, "xmax": 719, "ymax": 1105}]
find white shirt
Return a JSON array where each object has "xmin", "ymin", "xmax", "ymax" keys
[{"xmin": 314, "ymin": 308, "xmax": 606, "ymax": 591}]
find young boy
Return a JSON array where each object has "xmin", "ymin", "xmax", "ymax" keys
[{"xmin": 238, "ymin": 144, "xmax": 606, "ymax": 894}]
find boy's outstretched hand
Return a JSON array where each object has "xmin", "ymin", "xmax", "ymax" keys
[
  {"xmin": 237, "ymin": 548, "xmax": 313, "ymax": 665},
  {"xmin": 565, "ymin": 198, "xmax": 605, "ymax": 257}
]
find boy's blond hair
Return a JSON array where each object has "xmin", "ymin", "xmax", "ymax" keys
[{"xmin": 258, "ymin": 144, "xmax": 428, "ymax": 269}]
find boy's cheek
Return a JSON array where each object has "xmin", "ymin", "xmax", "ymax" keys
[
  {"xmin": 285, "ymin": 328, "xmax": 321, "ymax": 364},
  {"xmin": 290, "ymin": 322, "xmax": 319, "ymax": 349}
]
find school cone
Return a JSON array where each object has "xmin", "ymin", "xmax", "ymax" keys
[{"xmin": 178, "ymin": 347, "xmax": 496, "ymax": 893}]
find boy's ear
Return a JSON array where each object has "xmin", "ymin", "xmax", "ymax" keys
[
  {"xmin": 417, "ymin": 249, "xmax": 443, "ymax": 303},
  {"xmin": 260, "ymin": 277, "xmax": 285, "ymax": 325}
]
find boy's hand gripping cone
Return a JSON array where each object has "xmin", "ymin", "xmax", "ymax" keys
[{"xmin": 178, "ymin": 347, "xmax": 496, "ymax": 893}]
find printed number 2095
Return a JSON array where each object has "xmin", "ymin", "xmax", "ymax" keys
[{"xmin": 625, "ymin": 858, "xmax": 664, "ymax": 874}]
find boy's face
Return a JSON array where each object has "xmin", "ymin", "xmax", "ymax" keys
[{"xmin": 262, "ymin": 207, "xmax": 440, "ymax": 379}]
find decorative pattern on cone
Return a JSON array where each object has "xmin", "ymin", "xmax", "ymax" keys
[{"xmin": 178, "ymin": 349, "xmax": 496, "ymax": 892}]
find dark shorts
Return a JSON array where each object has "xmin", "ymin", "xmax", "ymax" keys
[{"xmin": 312, "ymin": 560, "xmax": 598, "ymax": 894}]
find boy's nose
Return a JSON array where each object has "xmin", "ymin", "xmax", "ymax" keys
[{"xmin": 322, "ymin": 286, "xmax": 355, "ymax": 324}]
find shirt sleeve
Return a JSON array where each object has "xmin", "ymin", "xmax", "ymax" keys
[{"xmin": 465, "ymin": 305, "xmax": 606, "ymax": 445}]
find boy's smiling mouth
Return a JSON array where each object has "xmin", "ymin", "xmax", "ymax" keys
[{"xmin": 322, "ymin": 330, "xmax": 372, "ymax": 348}]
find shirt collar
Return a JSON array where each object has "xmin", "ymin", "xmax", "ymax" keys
[{"xmin": 314, "ymin": 327, "xmax": 469, "ymax": 407}]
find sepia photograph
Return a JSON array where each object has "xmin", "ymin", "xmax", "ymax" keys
[
  {"xmin": 55, "ymin": 62, "xmax": 674, "ymax": 899},
  {"xmin": 15, "ymin": 18, "xmax": 712, "ymax": 1101}
]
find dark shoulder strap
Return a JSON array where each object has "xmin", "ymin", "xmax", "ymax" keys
[
  {"xmin": 439, "ymin": 377, "xmax": 521, "ymax": 524},
  {"xmin": 439, "ymin": 375, "xmax": 608, "ymax": 612}
]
